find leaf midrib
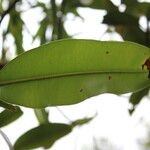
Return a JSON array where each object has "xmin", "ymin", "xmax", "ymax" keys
[{"xmin": 0, "ymin": 70, "xmax": 148, "ymax": 86}]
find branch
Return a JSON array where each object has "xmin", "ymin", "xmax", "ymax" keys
[
  {"xmin": 34, "ymin": 108, "xmax": 49, "ymax": 125},
  {"xmin": 51, "ymin": 0, "xmax": 57, "ymax": 40},
  {"xmin": 55, "ymin": 107, "xmax": 72, "ymax": 123},
  {"xmin": 0, "ymin": 129, "xmax": 14, "ymax": 150},
  {"xmin": 0, "ymin": 0, "xmax": 20, "ymax": 24},
  {"xmin": 146, "ymin": 17, "xmax": 150, "ymax": 47},
  {"xmin": 51, "ymin": 0, "xmax": 67, "ymax": 40},
  {"xmin": 57, "ymin": 0, "xmax": 67, "ymax": 39}
]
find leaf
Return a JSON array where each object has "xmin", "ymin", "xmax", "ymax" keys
[
  {"xmin": 64, "ymin": 0, "xmax": 117, "ymax": 16},
  {"xmin": 103, "ymin": 12, "xmax": 148, "ymax": 45},
  {"xmin": 129, "ymin": 86, "xmax": 149, "ymax": 114},
  {"xmin": 115, "ymin": 26, "xmax": 146, "ymax": 46},
  {"xmin": 34, "ymin": 2, "xmax": 53, "ymax": 44},
  {"xmin": 8, "ymin": 9, "xmax": 24, "ymax": 55},
  {"xmin": 14, "ymin": 123, "xmax": 72, "ymax": 149},
  {"xmin": 126, "ymin": 2, "xmax": 150, "ymax": 17},
  {"xmin": 103, "ymin": 12, "xmax": 139, "ymax": 26},
  {"xmin": 72, "ymin": 115, "xmax": 96, "ymax": 127},
  {"xmin": 123, "ymin": 0, "xmax": 137, "ymax": 6},
  {"xmin": 130, "ymin": 87, "xmax": 149, "ymax": 106},
  {"xmin": 86, "ymin": 0, "xmax": 118, "ymax": 12},
  {"xmin": 14, "ymin": 115, "xmax": 94, "ymax": 149},
  {"xmin": 0, "ymin": 39, "xmax": 150, "ymax": 108},
  {"xmin": 0, "ymin": 0, "xmax": 3, "ymax": 14},
  {"xmin": 0, "ymin": 106, "xmax": 23, "ymax": 127},
  {"xmin": 63, "ymin": 0, "xmax": 81, "ymax": 17},
  {"xmin": 103, "ymin": 11, "xmax": 149, "ymax": 45},
  {"xmin": 0, "ymin": 100, "xmax": 18, "ymax": 111},
  {"xmin": 34, "ymin": 18, "xmax": 49, "ymax": 44}
]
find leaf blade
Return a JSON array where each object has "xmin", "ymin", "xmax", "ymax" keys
[
  {"xmin": 14, "ymin": 123, "xmax": 72, "ymax": 150},
  {"xmin": 0, "ymin": 39, "xmax": 150, "ymax": 108},
  {"xmin": 129, "ymin": 86, "xmax": 149, "ymax": 114},
  {"xmin": 0, "ymin": 106, "xmax": 23, "ymax": 127}
]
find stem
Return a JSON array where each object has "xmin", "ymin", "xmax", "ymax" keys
[
  {"xmin": 0, "ymin": 0, "xmax": 21, "ymax": 25},
  {"xmin": 0, "ymin": 129, "xmax": 14, "ymax": 150},
  {"xmin": 57, "ymin": 0, "xmax": 66, "ymax": 39},
  {"xmin": 56, "ymin": 107, "xmax": 72, "ymax": 123},
  {"xmin": 145, "ymin": 17, "xmax": 150, "ymax": 47},
  {"xmin": 51, "ymin": 0, "xmax": 58, "ymax": 40},
  {"xmin": 92, "ymin": 136, "xmax": 99, "ymax": 150},
  {"xmin": 34, "ymin": 109, "xmax": 49, "ymax": 125},
  {"xmin": 1, "ymin": 31, "xmax": 8, "ymax": 69},
  {"xmin": 51, "ymin": 0, "xmax": 67, "ymax": 40},
  {"xmin": 57, "ymin": 13, "xmax": 63, "ymax": 39}
]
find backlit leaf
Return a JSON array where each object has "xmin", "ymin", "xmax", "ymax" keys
[
  {"xmin": 129, "ymin": 86, "xmax": 149, "ymax": 114},
  {"xmin": 0, "ymin": 39, "xmax": 150, "ymax": 108},
  {"xmin": 14, "ymin": 123, "xmax": 72, "ymax": 149},
  {"xmin": 0, "ymin": 106, "xmax": 23, "ymax": 127}
]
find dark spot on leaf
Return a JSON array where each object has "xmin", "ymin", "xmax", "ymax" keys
[
  {"xmin": 108, "ymin": 76, "xmax": 112, "ymax": 80},
  {"xmin": 142, "ymin": 57, "xmax": 150, "ymax": 78},
  {"xmin": 142, "ymin": 57, "xmax": 150, "ymax": 70},
  {"xmin": 80, "ymin": 89, "xmax": 83, "ymax": 92},
  {"xmin": 106, "ymin": 51, "xmax": 109, "ymax": 54}
]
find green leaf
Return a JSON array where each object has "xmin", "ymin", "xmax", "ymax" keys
[
  {"xmin": 130, "ymin": 87, "xmax": 149, "ymax": 106},
  {"xmin": 34, "ymin": 18, "xmax": 49, "ymax": 44},
  {"xmin": 72, "ymin": 115, "xmax": 96, "ymax": 127},
  {"xmin": 14, "ymin": 123, "xmax": 72, "ymax": 149},
  {"xmin": 0, "ymin": 0, "xmax": 3, "ymax": 14},
  {"xmin": 115, "ymin": 26, "xmax": 146, "ymax": 45},
  {"xmin": 63, "ymin": 0, "xmax": 81, "ymax": 16},
  {"xmin": 14, "ymin": 115, "xmax": 94, "ymax": 149},
  {"xmin": 0, "ymin": 106, "xmax": 23, "ymax": 127},
  {"xmin": 123, "ymin": 0, "xmax": 137, "ymax": 6},
  {"xmin": 103, "ymin": 12, "xmax": 139, "ymax": 26},
  {"xmin": 126, "ymin": 2, "xmax": 150, "ymax": 17},
  {"xmin": 34, "ymin": 2, "xmax": 54, "ymax": 44},
  {"xmin": 8, "ymin": 9, "xmax": 24, "ymax": 55},
  {"xmin": 0, "ymin": 100, "xmax": 18, "ymax": 111},
  {"xmin": 129, "ymin": 86, "xmax": 149, "ymax": 114},
  {"xmin": 86, "ymin": 0, "xmax": 118, "ymax": 12},
  {"xmin": 0, "ymin": 39, "xmax": 150, "ymax": 108},
  {"xmin": 103, "ymin": 12, "xmax": 148, "ymax": 45},
  {"xmin": 64, "ymin": 0, "xmax": 117, "ymax": 16}
]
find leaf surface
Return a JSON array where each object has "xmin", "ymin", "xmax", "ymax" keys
[
  {"xmin": 71, "ymin": 115, "xmax": 95, "ymax": 127},
  {"xmin": 14, "ymin": 123, "xmax": 72, "ymax": 149},
  {"xmin": 14, "ymin": 115, "xmax": 94, "ymax": 149},
  {"xmin": 0, "ymin": 106, "xmax": 23, "ymax": 127},
  {"xmin": 129, "ymin": 86, "xmax": 149, "ymax": 114},
  {"xmin": 103, "ymin": 11, "xmax": 139, "ymax": 26},
  {"xmin": 0, "ymin": 39, "xmax": 150, "ymax": 108},
  {"xmin": 8, "ymin": 10, "xmax": 24, "ymax": 54}
]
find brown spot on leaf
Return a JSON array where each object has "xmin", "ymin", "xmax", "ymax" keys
[
  {"xmin": 80, "ymin": 89, "xmax": 83, "ymax": 92},
  {"xmin": 106, "ymin": 51, "xmax": 109, "ymax": 54},
  {"xmin": 142, "ymin": 57, "xmax": 150, "ymax": 78},
  {"xmin": 108, "ymin": 76, "xmax": 112, "ymax": 80},
  {"xmin": 142, "ymin": 57, "xmax": 150, "ymax": 70}
]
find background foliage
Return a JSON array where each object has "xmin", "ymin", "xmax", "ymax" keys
[{"xmin": 1, "ymin": 0, "xmax": 150, "ymax": 149}]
